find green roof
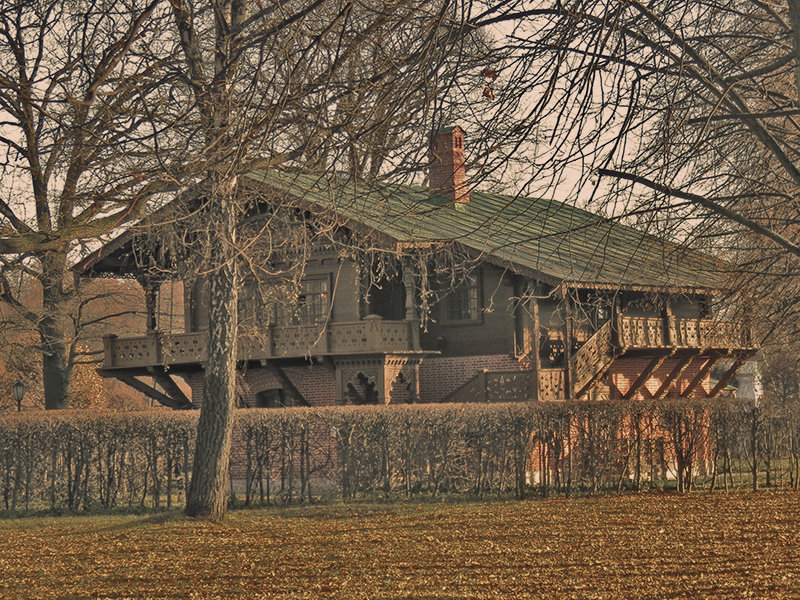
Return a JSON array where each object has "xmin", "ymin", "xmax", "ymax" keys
[{"xmin": 244, "ymin": 170, "xmax": 726, "ymax": 291}]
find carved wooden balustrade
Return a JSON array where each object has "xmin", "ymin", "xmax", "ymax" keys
[
  {"xmin": 537, "ymin": 368, "xmax": 565, "ymax": 402},
  {"xmin": 569, "ymin": 320, "xmax": 615, "ymax": 398},
  {"xmin": 617, "ymin": 316, "xmax": 752, "ymax": 350},
  {"xmin": 673, "ymin": 318, "xmax": 751, "ymax": 349},
  {"xmin": 102, "ymin": 315, "xmax": 420, "ymax": 369},
  {"xmin": 618, "ymin": 317, "xmax": 668, "ymax": 348}
]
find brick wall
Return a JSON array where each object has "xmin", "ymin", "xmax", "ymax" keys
[
  {"xmin": 418, "ymin": 354, "xmax": 528, "ymax": 403},
  {"xmin": 608, "ymin": 356, "xmax": 713, "ymax": 400},
  {"xmin": 188, "ymin": 363, "xmax": 337, "ymax": 408}
]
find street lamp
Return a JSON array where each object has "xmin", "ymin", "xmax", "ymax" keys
[{"xmin": 12, "ymin": 382, "xmax": 25, "ymax": 412}]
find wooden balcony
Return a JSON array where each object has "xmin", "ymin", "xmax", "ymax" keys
[
  {"xmin": 102, "ymin": 315, "xmax": 421, "ymax": 370},
  {"xmin": 617, "ymin": 316, "xmax": 753, "ymax": 351}
]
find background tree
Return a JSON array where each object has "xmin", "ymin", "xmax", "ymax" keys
[
  {"xmin": 466, "ymin": 0, "xmax": 800, "ymax": 346},
  {"xmin": 0, "ymin": 272, "xmax": 151, "ymax": 410},
  {"xmin": 0, "ymin": 0, "xmax": 174, "ymax": 409}
]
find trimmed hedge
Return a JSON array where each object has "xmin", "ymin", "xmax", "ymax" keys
[
  {"xmin": 0, "ymin": 412, "xmax": 195, "ymax": 512},
  {"xmin": 0, "ymin": 399, "xmax": 797, "ymax": 513}
]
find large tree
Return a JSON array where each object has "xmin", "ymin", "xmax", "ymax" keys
[
  {"xmin": 0, "ymin": 0, "xmax": 172, "ymax": 409},
  {"xmin": 151, "ymin": 0, "xmax": 512, "ymax": 519},
  {"xmin": 467, "ymin": 0, "xmax": 800, "ymax": 343}
]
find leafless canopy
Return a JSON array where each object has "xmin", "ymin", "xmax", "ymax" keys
[{"xmin": 466, "ymin": 0, "xmax": 800, "ymax": 342}]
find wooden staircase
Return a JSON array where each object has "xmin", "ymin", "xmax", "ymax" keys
[
  {"xmin": 569, "ymin": 320, "xmax": 619, "ymax": 399},
  {"xmin": 444, "ymin": 321, "xmax": 618, "ymax": 403}
]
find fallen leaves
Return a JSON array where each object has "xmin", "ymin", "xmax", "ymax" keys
[{"xmin": 0, "ymin": 492, "xmax": 799, "ymax": 599}]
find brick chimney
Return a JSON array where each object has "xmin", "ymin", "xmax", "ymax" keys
[{"xmin": 429, "ymin": 126, "xmax": 470, "ymax": 204}]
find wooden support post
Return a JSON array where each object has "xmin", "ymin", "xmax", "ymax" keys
[
  {"xmin": 613, "ymin": 297, "xmax": 624, "ymax": 347},
  {"xmin": 183, "ymin": 282, "xmax": 194, "ymax": 333},
  {"xmin": 402, "ymin": 261, "xmax": 421, "ymax": 350},
  {"xmin": 563, "ymin": 293, "xmax": 574, "ymax": 399},
  {"xmin": 531, "ymin": 291, "xmax": 541, "ymax": 401},
  {"xmin": 664, "ymin": 303, "xmax": 676, "ymax": 347}
]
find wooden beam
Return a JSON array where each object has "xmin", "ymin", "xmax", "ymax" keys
[
  {"xmin": 622, "ymin": 353, "xmax": 669, "ymax": 400},
  {"xmin": 680, "ymin": 354, "xmax": 720, "ymax": 398},
  {"xmin": 147, "ymin": 367, "xmax": 193, "ymax": 407},
  {"xmin": 652, "ymin": 353, "xmax": 696, "ymax": 400},
  {"xmin": 113, "ymin": 373, "xmax": 190, "ymax": 409},
  {"xmin": 708, "ymin": 355, "xmax": 749, "ymax": 398},
  {"xmin": 262, "ymin": 361, "xmax": 311, "ymax": 406},
  {"xmin": 608, "ymin": 378, "xmax": 624, "ymax": 399},
  {"xmin": 564, "ymin": 294, "xmax": 573, "ymax": 398},
  {"xmin": 531, "ymin": 290, "xmax": 541, "ymax": 400}
]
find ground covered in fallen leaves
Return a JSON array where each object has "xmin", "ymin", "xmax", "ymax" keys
[{"xmin": 1, "ymin": 492, "xmax": 798, "ymax": 599}]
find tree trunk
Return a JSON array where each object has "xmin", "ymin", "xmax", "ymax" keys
[
  {"xmin": 751, "ymin": 407, "xmax": 759, "ymax": 492},
  {"xmin": 40, "ymin": 252, "xmax": 74, "ymax": 410},
  {"xmin": 185, "ymin": 183, "xmax": 239, "ymax": 520}
]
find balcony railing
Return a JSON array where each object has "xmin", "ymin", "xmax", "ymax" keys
[
  {"xmin": 617, "ymin": 316, "xmax": 753, "ymax": 351},
  {"xmin": 102, "ymin": 315, "xmax": 420, "ymax": 369}
]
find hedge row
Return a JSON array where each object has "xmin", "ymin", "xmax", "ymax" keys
[
  {"xmin": 0, "ymin": 399, "xmax": 798, "ymax": 512},
  {"xmin": 0, "ymin": 412, "xmax": 195, "ymax": 512}
]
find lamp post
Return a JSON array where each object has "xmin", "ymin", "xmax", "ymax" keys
[{"xmin": 12, "ymin": 381, "xmax": 25, "ymax": 412}]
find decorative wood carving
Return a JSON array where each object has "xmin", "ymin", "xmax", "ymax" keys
[
  {"xmin": 570, "ymin": 320, "xmax": 615, "ymax": 397},
  {"xmin": 538, "ymin": 369, "xmax": 565, "ymax": 401}
]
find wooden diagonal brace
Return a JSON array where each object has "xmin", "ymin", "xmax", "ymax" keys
[
  {"xmin": 147, "ymin": 367, "xmax": 193, "ymax": 408},
  {"xmin": 261, "ymin": 360, "xmax": 311, "ymax": 406},
  {"xmin": 653, "ymin": 353, "xmax": 697, "ymax": 400},
  {"xmin": 680, "ymin": 354, "xmax": 721, "ymax": 398},
  {"xmin": 622, "ymin": 353, "xmax": 670, "ymax": 400},
  {"xmin": 112, "ymin": 372, "xmax": 191, "ymax": 409},
  {"xmin": 708, "ymin": 355, "xmax": 749, "ymax": 398}
]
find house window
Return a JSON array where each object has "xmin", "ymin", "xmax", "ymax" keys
[
  {"xmin": 443, "ymin": 276, "xmax": 480, "ymax": 322},
  {"xmin": 594, "ymin": 303, "xmax": 611, "ymax": 327},
  {"xmin": 276, "ymin": 277, "xmax": 330, "ymax": 326},
  {"xmin": 238, "ymin": 283, "xmax": 264, "ymax": 328}
]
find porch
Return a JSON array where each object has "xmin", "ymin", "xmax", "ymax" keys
[
  {"xmin": 101, "ymin": 315, "xmax": 421, "ymax": 370},
  {"xmin": 447, "ymin": 315, "xmax": 756, "ymax": 403}
]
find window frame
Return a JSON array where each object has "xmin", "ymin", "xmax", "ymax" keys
[
  {"xmin": 275, "ymin": 275, "xmax": 332, "ymax": 327},
  {"xmin": 439, "ymin": 272, "xmax": 482, "ymax": 325}
]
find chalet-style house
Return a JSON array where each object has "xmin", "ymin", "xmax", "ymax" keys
[{"xmin": 79, "ymin": 127, "xmax": 757, "ymax": 409}]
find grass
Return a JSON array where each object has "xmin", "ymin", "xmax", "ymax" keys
[{"xmin": 1, "ymin": 491, "xmax": 799, "ymax": 599}]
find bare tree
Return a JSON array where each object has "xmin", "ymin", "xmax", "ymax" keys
[
  {"xmin": 143, "ymin": 0, "xmax": 514, "ymax": 519},
  {"xmin": 465, "ymin": 0, "xmax": 800, "ymax": 344},
  {"xmin": 0, "ymin": 0, "xmax": 173, "ymax": 408}
]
